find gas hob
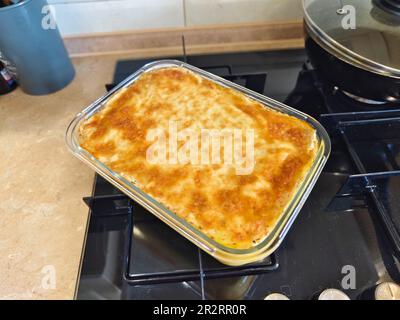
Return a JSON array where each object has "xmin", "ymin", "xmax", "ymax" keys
[{"xmin": 76, "ymin": 50, "xmax": 400, "ymax": 300}]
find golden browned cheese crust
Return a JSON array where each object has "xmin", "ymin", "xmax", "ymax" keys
[{"xmin": 79, "ymin": 67, "xmax": 318, "ymax": 249}]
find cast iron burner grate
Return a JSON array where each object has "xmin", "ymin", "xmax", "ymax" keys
[
  {"xmin": 84, "ymin": 175, "xmax": 279, "ymax": 289},
  {"xmin": 286, "ymin": 62, "xmax": 400, "ymax": 260},
  {"xmin": 83, "ymin": 69, "xmax": 278, "ymax": 292}
]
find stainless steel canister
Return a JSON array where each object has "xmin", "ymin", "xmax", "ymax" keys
[{"xmin": 0, "ymin": 0, "xmax": 75, "ymax": 95}]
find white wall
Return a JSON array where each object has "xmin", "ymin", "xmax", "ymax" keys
[
  {"xmin": 48, "ymin": 0, "xmax": 185, "ymax": 35},
  {"xmin": 48, "ymin": 0, "xmax": 303, "ymax": 36},
  {"xmin": 185, "ymin": 0, "xmax": 303, "ymax": 26}
]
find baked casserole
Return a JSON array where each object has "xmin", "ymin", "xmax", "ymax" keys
[{"xmin": 78, "ymin": 67, "xmax": 319, "ymax": 249}]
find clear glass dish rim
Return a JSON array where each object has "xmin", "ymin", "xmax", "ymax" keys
[{"xmin": 66, "ymin": 59, "xmax": 331, "ymax": 263}]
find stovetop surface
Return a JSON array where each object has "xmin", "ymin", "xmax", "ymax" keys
[{"xmin": 76, "ymin": 49, "xmax": 400, "ymax": 300}]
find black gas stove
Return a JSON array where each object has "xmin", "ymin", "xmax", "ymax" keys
[{"xmin": 75, "ymin": 49, "xmax": 400, "ymax": 300}]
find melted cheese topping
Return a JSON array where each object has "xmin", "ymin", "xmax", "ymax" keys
[{"xmin": 79, "ymin": 67, "xmax": 318, "ymax": 249}]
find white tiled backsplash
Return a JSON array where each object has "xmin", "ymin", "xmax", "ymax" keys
[
  {"xmin": 185, "ymin": 0, "xmax": 303, "ymax": 26},
  {"xmin": 48, "ymin": 0, "xmax": 303, "ymax": 36}
]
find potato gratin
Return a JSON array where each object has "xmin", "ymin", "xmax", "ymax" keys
[{"xmin": 79, "ymin": 67, "xmax": 319, "ymax": 249}]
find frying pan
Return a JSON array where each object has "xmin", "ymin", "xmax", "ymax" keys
[{"xmin": 303, "ymin": 0, "xmax": 400, "ymax": 103}]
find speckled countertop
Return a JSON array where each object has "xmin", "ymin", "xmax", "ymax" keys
[{"xmin": 0, "ymin": 54, "xmax": 139, "ymax": 299}]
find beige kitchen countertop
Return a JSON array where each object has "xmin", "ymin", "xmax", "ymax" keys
[{"xmin": 0, "ymin": 54, "xmax": 143, "ymax": 299}]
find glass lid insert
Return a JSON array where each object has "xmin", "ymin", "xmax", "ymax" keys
[{"xmin": 303, "ymin": 0, "xmax": 400, "ymax": 78}]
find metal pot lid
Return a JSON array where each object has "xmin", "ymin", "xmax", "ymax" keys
[{"xmin": 303, "ymin": 0, "xmax": 400, "ymax": 79}]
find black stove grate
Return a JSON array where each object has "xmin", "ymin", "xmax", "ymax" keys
[
  {"xmin": 84, "ymin": 174, "xmax": 279, "ymax": 295},
  {"xmin": 322, "ymin": 112, "xmax": 400, "ymax": 258},
  {"xmin": 286, "ymin": 63, "xmax": 400, "ymax": 259}
]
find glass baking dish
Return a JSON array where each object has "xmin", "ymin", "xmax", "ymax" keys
[{"xmin": 66, "ymin": 60, "xmax": 331, "ymax": 266}]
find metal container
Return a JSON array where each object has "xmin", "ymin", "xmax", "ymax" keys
[
  {"xmin": 0, "ymin": 0, "xmax": 75, "ymax": 95},
  {"xmin": 66, "ymin": 60, "xmax": 331, "ymax": 266}
]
